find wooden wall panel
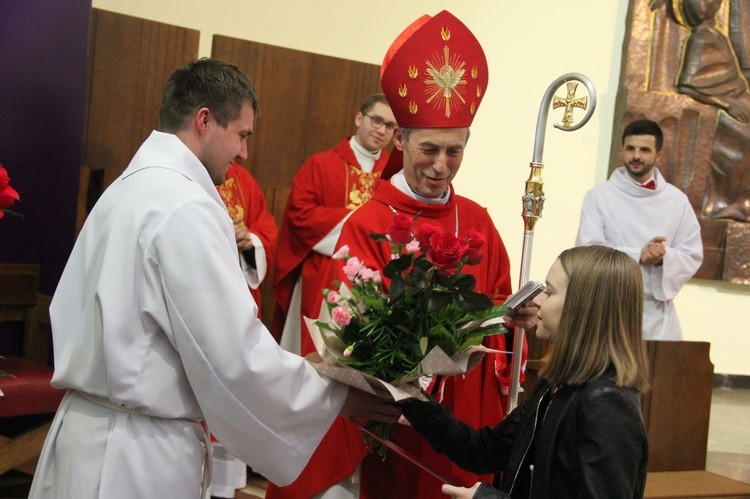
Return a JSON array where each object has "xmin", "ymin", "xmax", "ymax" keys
[
  {"xmin": 79, "ymin": 9, "xmax": 199, "ymax": 231},
  {"xmin": 212, "ymin": 36, "xmax": 383, "ymax": 189},
  {"xmin": 303, "ymin": 54, "xmax": 383, "ymax": 159},
  {"xmin": 212, "ymin": 36, "xmax": 382, "ymax": 327},
  {"xmin": 642, "ymin": 341, "xmax": 714, "ymax": 472},
  {"xmin": 80, "ymin": 13, "xmax": 383, "ymax": 331},
  {"xmin": 212, "ymin": 35, "xmax": 315, "ymax": 189}
]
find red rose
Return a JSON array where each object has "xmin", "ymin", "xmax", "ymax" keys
[
  {"xmin": 427, "ymin": 232, "xmax": 470, "ymax": 273},
  {"xmin": 415, "ymin": 223, "xmax": 443, "ymax": 251},
  {"xmin": 386, "ymin": 214, "xmax": 414, "ymax": 245},
  {"xmin": 466, "ymin": 229, "xmax": 486, "ymax": 265},
  {"xmin": 0, "ymin": 165, "xmax": 20, "ymax": 217}
]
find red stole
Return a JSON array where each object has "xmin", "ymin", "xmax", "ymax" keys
[{"xmin": 217, "ymin": 163, "xmax": 278, "ymax": 318}]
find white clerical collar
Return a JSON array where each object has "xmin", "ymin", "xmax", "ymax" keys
[
  {"xmin": 390, "ymin": 171, "xmax": 450, "ymax": 205},
  {"xmin": 349, "ymin": 136, "xmax": 381, "ymax": 173}
]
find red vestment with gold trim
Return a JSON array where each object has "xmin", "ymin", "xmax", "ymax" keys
[
  {"xmin": 269, "ymin": 179, "xmax": 526, "ymax": 498},
  {"xmin": 217, "ymin": 163, "xmax": 277, "ymax": 318}
]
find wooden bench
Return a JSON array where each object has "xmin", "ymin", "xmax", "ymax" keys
[
  {"xmin": 0, "ymin": 264, "xmax": 64, "ymax": 476},
  {"xmin": 645, "ymin": 470, "xmax": 750, "ymax": 498}
]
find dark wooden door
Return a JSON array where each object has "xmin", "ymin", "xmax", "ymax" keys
[
  {"xmin": 82, "ymin": 11, "xmax": 382, "ymax": 330},
  {"xmin": 212, "ymin": 35, "xmax": 382, "ymax": 328}
]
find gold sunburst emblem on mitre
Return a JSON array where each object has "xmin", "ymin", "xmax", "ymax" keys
[{"xmin": 425, "ymin": 46, "xmax": 467, "ymax": 118}]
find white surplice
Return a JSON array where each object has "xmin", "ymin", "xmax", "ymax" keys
[
  {"xmin": 576, "ymin": 167, "xmax": 703, "ymax": 340},
  {"xmin": 29, "ymin": 131, "xmax": 347, "ymax": 499}
]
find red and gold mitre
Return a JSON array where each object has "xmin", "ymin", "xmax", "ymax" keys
[{"xmin": 380, "ymin": 10, "xmax": 488, "ymax": 129}]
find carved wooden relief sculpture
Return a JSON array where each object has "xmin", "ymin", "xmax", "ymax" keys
[{"xmin": 615, "ymin": 0, "xmax": 750, "ymax": 284}]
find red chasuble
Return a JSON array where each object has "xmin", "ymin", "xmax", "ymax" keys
[
  {"xmin": 271, "ymin": 138, "xmax": 389, "ymax": 344},
  {"xmin": 268, "ymin": 180, "xmax": 525, "ymax": 499},
  {"xmin": 216, "ymin": 163, "xmax": 278, "ymax": 318}
]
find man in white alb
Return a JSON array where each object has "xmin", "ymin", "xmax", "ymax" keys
[
  {"xmin": 576, "ymin": 119, "xmax": 703, "ymax": 340},
  {"xmin": 28, "ymin": 58, "xmax": 400, "ymax": 499}
]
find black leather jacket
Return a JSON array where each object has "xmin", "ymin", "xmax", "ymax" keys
[{"xmin": 403, "ymin": 372, "xmax": 648, "ymax": 498}]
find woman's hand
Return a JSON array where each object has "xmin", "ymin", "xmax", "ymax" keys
[
  {"xmin": 504, "ymin": 301, "xmax": 540, "ymax": 331},
  {"xmin": 339, "ymin": 387, "xmax": 402, "ymax": 422},
  {"xmin": 442, "ymin": 482, "xmax": 481, "ymax": 499}
]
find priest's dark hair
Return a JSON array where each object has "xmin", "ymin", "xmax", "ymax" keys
[
  {"xmin": 622, "ymin": 119, "xmax": 663, "ymax": 152},
  {"xmin": 360, "ymin": 93, "xmax": 389, "ymax": 115},
  {"xmin": 540, "ymin": 245, "xmax": 651, "ymax": 393},
  {"xmin": 159, "ymin": 57, "xmax": 260, "ymax": 133}
]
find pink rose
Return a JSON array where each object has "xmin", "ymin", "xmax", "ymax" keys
[
  {"xmin": 427, "ymin": 232, "xmax": 470, "ymax": 274},
  {"xmin": 332, "ymin": 306, "xmax": 352, "ymax": 326},
  {"xmin": 332, "ymin": 245, "xmax": 350, "ymax": 260},
  {"xmin": 327, "ymin": 291, "xmax": 341, "ymax": 304},
  {"xmin": 415, "ymin": 223, "xmax": 443, "ymax": 251},
  {"xmin": 404, "ymin": 240, "xmax": 421, "ymax": 254},
  {"xmin": 386, "ymin": 214, "xmax": 414, "ymax": 245}
]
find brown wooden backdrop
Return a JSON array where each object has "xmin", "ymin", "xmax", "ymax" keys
[
  {"xmin": 80, "ymin": 9, "xmax": 200, "ymax": 232},
  {"xmin": 81, "ymin": 9, "xmax": 382, "ymax": 328},
  {"xmin": 210, "ymin": 35, "xmax": 383, "ymax": 326}
]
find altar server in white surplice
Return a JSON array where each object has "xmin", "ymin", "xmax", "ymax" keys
[
  {"xmin": 576, "ymin": 119, "xmax": 703, "ymax": 341},
  {"xmin": 28, "ymin": 58, "xmax": 400, "ymax": 499}
]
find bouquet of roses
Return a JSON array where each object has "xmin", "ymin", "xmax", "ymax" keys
[{"xmin": 306, "ymin": 213, "xmax": 510, "ymax": 453}]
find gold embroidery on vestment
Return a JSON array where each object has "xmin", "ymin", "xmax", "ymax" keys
[
  {"xmin": 440, "ymin": 25, "xmax": 451, "ymax": 41},
  {"xmin": 345, "ymin": 163, "xmax": 381, "ymax": 209},
  {"xmin": 216, "ymin": 176, "xmax": 246, "ymax": 220}
]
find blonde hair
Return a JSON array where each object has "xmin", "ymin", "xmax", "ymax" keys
[{"xmin": 540, "ymin": 245, "xmax": 650, "ymax": 393}]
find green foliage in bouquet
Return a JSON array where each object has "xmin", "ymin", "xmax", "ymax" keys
[{"xmin": 318, "ymin": 213, "xmax": 510, "ymax": 383}]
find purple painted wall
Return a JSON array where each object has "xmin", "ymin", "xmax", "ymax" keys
[
  {"xmin": 0, "ymin": 0, "xmax": 92, "ymax": 354},
  {"xmin": 0, "ymin": 0, "xmax": 91, "ymax": 292}
]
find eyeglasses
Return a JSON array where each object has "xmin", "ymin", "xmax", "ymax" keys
[{"xmin": 364, "ymin": 114, "xmax": 397, "ymax": 132}]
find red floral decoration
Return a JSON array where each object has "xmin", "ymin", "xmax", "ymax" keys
[{"xmin": 0, "ymin": 165, "xmax": 21, "ymax": 219}]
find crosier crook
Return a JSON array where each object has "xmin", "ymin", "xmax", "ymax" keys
[{"xmin": 508, "ymin": 73, "xmax": 598, "ymax": 412}]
